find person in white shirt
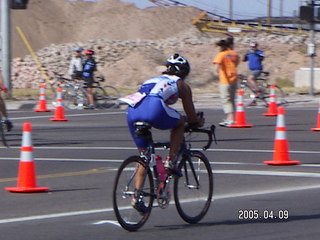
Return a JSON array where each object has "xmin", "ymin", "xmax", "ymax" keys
[{"xmin": 68, "ymin": 47, "xmax": 84, "ymax": 80}]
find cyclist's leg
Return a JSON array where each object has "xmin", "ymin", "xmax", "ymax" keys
[
  {"xmin": 169, "ymin": 117, "xmax": 185, "ymax": 160},
  {"xmin": 127, "ymin": 96, "xmax": 182, "ymax": 174},
  {"xmin": 247, "ymin": 72, "xmax": 260, "ymax": 92},
  {"xmin": 83, "ymin": 77, "xmax": 95, "ymax": 108}
]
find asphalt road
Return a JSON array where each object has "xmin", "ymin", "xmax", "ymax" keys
[{"xmin": 1, "ymin": 103, "xmax": 320, "ymax": 240}]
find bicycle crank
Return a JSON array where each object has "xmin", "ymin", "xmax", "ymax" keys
[{"xmin": 156, "ymin": 182, "xmax": 170, "ymax": 209}]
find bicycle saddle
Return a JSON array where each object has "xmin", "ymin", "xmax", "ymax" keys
[{"xmin": 133, "ymin": 121, "xmax": 152, "ymax": 138}]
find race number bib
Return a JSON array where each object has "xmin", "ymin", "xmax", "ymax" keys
[{"xmin": 118, "ymin": 92, "xmax": 146, "ymax": 107}]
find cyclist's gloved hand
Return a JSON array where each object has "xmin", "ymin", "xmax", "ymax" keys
[
  {"xmin": 187, "ymin": 112, "xmax": 205, "ymax": 129},
  {"xmin": 0, "ymin": 86, "xmax": 8, "ymax": 93},
  {"xmin": 196, "ymin": 112, "xmax": 205, "ymax": 127}
]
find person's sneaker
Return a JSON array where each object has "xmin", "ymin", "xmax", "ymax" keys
[
  {"xmin": 247, "ymin": 100, "xmax": 257, "ymax": 107},
  {"xmin": 84, "ymin": 104, "xmax": 95, "ymax": 110},
  {"xmin": 164, "ymin": 156, "xmax": 182, "ymax": 177},
  {"xmin": 131, "ymin": 195, "xmax": 149, "ymax": 215},
  {"xmin": 2, "ymin": 119, "xmax": 13, "ymax": 132},
  {"xmin": 218, "ymin": 120, "xmax": 234, "ymax": 127}
]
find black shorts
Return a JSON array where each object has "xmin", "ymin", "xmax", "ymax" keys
[
  {"xmin": 83, "ymin": 76, "xmax": 94, "ymax": 88},
  {"xmin": 71, "ymin": 71, "xmax": 83, "ymax": 80}
]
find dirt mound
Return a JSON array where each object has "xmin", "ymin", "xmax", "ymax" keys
[
  {"xmin": 10, "ymin": 0, "xmax": 318, "ymax": 91},
  {"xmin": 11, "ymin": 0, "xmax": 201, "ymax": 58}
]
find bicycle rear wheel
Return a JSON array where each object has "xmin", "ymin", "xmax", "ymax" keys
[
  {"xmin": 104, "ymin": 86, "xmax": 120, "ymax": 108},
  {"xmin": 113, "ymin": 156, "xmax": 154, "ymax": 231},
  {"xmin": 174, "ymin": 151, "xmax": 213, "ymax": 224},
  {"xmin": 93, "ymin": 87, "xmax": 107, "ymax": 108}
]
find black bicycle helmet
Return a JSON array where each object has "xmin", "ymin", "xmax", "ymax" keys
[{"xmin": 163, "ymin": 53, "xmax": 190, "ymax": 80}]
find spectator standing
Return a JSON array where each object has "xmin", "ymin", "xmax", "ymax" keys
[
  {"xmin": 82, "ymin": 49, "xmax": 97, "ymax": 109},
  {"xmin": 212, "ymin": 38, "xmax": 239, "ymax": 127},
  {"xmin": 243, "ymin": 41, "xmax": 265, "ymax": 106},
  {"xmin": 68, "ymin": 46, "xmax": 84, "ymax": 80}
]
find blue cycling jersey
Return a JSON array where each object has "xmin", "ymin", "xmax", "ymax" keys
[
  {"xmin": 126, "ymin": 74, "xmax": 182, "ymax": 149},
  {"xmin": 244, "ymin": 49, "xmax": 264, "ymax": 71},
  {"xmin": 82, "ymin": 58, "xmax": 96, "ymax": 77}
]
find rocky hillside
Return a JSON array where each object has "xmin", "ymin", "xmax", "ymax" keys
[{"xmin": 10, "ymin": 0, "xmax": 320, "ymax": 90}]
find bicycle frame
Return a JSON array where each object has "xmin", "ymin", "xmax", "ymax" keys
[{"xmin": 113, "ymin": 121, "xmax": 216, "ymax": 231}]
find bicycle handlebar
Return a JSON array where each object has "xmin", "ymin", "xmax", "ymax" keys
[{"xmin": 185, "ymin": 124, "xmax": 217, "ymax": 150}]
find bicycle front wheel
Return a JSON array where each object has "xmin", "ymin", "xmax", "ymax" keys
[
  {"xmin": 113, "ymin": 156, "xmax": 154, "ymax": 231},
  {"xmin": 241, "ymin": 86, "xmax": 256, "ymax": 106},
  {"xmin": 174, "ymin": 151, "xmax": 213, "ymax": 224},
  {"xmin": 62, "ymin": 87, "xmax": 86, "ymax": 110}
]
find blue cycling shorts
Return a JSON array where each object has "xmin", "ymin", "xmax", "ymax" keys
[
  {"xmin": 127, "ymin": 96, "xmax": 181, "ymax": 149},
  {"xmin": 250, "ymin": 70, "xmax": 262, "ymax": 78}
]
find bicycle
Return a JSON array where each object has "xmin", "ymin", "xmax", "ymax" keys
[
  {"xmin": 51, "ymin": 72, "xmax": 120, "ymax": 109},
  {"xmin": 238, "ymin": 71, "xmax": 286, "ymax": 107},
  {"xmin": 0, "ymin": 116, "xmax": 9, "ymax": 147},
  {"xmin": 113, "ymin": 117, "xmax": 216, "ymax": 231}
]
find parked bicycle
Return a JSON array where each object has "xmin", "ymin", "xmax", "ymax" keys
[
  {"xmin": 238, "ymin": 71, "xmax": 286, "ymax": 107},
  {"xmin": 113, "ymin": 116, "xmax": 216, "ymax": 231},
  {"xmin": 52, "ymin": 72, "xmax": 120, "ymax": 110}
]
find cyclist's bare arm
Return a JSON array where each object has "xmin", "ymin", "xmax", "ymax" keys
[{"xmin": 178, "ymin": 80, "xmax": 204, "ymax": 127}]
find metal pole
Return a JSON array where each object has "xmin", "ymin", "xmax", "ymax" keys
[
  {"xmin": 1, "ymin": 0, "xmax": 12, "ymax": 98},
  {"xmin": 229, "ymin": 0, "xmax": 233, "ymax": 19},
  {"xmin": 308, "ymin": 0, "xmax": 315, "ymax": 96},
  {"xmin": 268, "ymin": 0, "xmax": 272, "ymax": 24}
]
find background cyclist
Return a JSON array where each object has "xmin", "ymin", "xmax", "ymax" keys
[
  {"xmin": 243, "ymin": 40, "xmax": 265, "ymax": 106},
  {"xmin": 82, "ymin": 49, "xmax": 97, "ymax": 109}
]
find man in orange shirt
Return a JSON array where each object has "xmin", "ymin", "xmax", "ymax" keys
[{"xmin": 212, "ymin": 38, "xmax": 239, "ymax": 127}]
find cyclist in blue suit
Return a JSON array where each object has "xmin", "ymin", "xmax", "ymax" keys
[{"xmin": 122, "ymin": 53, "xmax": 204, "ymax": 175}]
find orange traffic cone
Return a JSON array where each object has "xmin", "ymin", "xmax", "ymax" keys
[
  {"xmin": 264, "ymin": 106, "xmax": 300, "ymax": 165},
  {"xmin": 263, "ymin": 84, "xmax": 277, "ymax": 117},
  {"xmin": 311, "ymin": 99, "xmax": 320, "ymax": 131},
  {"xmin": 50, "ymin": 88, "xmax": 68, "ymax": 121},
  {"xmin": 229, "ymin": 89, "xmax": 253, "ymax": 128},
  {"xmin": 34, "ymin": 84, "xmax": 51, "ymax": 112},
  {"xmin": 5, "ymin": 122, "xmax": 50, "ymax": 193}
]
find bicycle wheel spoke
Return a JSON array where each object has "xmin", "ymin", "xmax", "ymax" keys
[
  {"xmin": 113, "ymin": 156, "xmax": 154, "ymax": 231},
  {"xmin": 174, "ymin": 151, "xmax": 213, "ymax": 224}
]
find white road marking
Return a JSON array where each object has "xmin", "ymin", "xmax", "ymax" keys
[
  {"xmin": 11, "ymin": 111, "xmax": 126, "ymax": 120},
  {"xmin": 2, "ymin": 183, "xmax": 319, "ymax": 225}
]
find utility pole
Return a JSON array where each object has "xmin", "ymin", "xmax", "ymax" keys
[
  {"xmin": 229, "ymin": 0, "xmax": 233, "ymax": 19},
  {"xmin": 309, "ymin": 0, "xmax": 316, "ymax": 96},
  {"xmin": 1, "ymin": 0, "xmax": 12, "ymax": 98},
  {"xmin": 280, "ymin": 0, "xmax": 283, "ymax": 16},
  {"xmin": 267, "ymin": 0, "xmax": 272, "ymax": 24}
]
